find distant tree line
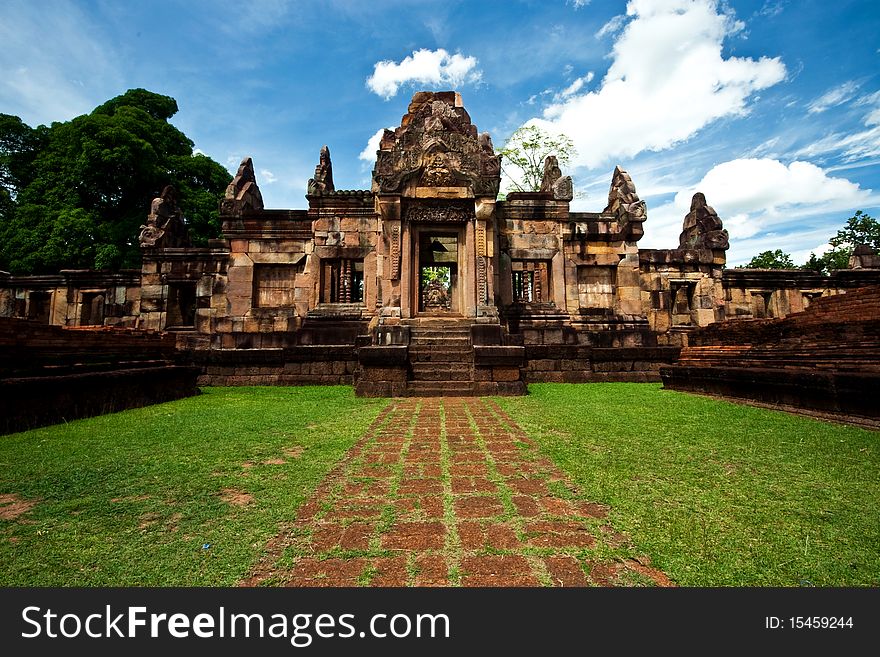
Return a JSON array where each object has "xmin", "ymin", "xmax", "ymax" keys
[
  {"xmin": 0, "ymin": 89, "xmax": 230, "ymax": 274},
  {"xmin": 740, "ymin": 211, "xmax": 880, "ymax": 273}
]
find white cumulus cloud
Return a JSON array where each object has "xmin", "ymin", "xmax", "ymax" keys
[
  {"xmin": 526, "ymin": 0, "xmax": 786, "ymax": 170},
  {"xmin": 595, "ymin": 14, "xmax": 626, "ymax": 39},
  {"xmin": 260, "ymin": 169, "xmax": 277, "ymax": 184},
  {"xmin": 642, "ymin": 158, "xmax": 873, "ymax": 264},
  {"xmin": 359, "ymin": 127, "xmax": 393, "ymax": 163},
  {"xmin": 366, "ymin": 48, "xmax": 481, "ymax": 100}
]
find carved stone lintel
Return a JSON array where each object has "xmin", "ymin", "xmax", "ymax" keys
[{"xmin": 404, "ymin": 202, "xmax": 472, "ymax": 223}]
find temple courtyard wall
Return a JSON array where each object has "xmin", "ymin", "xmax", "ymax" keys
[
  {"xmin": 2, "ymin": 91, "xmax": 880, "ymax": 404},
  {"xmin": 0, "ymin": 318, "xmax": 199, "ymax": 434}
]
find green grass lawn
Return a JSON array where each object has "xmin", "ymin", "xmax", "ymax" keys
[
  {"xmin": 496, "ymin": 383, "xmax": 880, "ymax": 587},
  {"xmin": 3, "ymin": 384, "xmax": 878, "ymax": 586},
  {"xmin": 0, "ymin": 386, "xmax": 386, "ymax": 586}
]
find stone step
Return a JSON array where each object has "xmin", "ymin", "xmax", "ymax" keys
[
  {"xmin": 409, "ymin": 329, "xmax": 471, "ymax": 339},
  {"xmin": 402, "ymin": 318, "xmax": 474, "ymax": 326},
  {"xmin": 409, "ymin": 337, "xmax": 472, "ymax": 347},
  {"xmin": 411, "ymin": 364, "xmax": 473, "ymax": 381},
  {"xmin": 409, "ymin": 349, "xmax": 473, "ymax": 363},
  {"xmin": 406, "ymin": 381, "xmax": 475, "ymax": 397}
]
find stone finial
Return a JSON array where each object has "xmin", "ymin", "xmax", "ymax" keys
[
  {"xmin": 678, "ymin": 192, "xmax": 729, "ymax": 251},
  {"xmin": 540, "ymin": 156, "xmax": 561, "ymax": 192},
  {"xmin": 603, "ymin": 166, "xmax": 646, "ymax": 240},
  {"xmin": 139, "ymin": 185, "xmax": 190, "ymax": 248},
  {"xmin": 222, "ymin": 157, "xmax": 264, "ymax": 214},
  {"xmin": 539, "ymin": 155, "xmax": 573, "ymax": 201},
  {"xmin": 479, "ymin": 132, "xmax": 501, "ymax": 178},
  {"xmin": 307, "ymin": 145, "xmax": 335, "ymax": 196},
  {"xmin": 849, "ymin": 244, "xmax": 880, "ymax": 269}
]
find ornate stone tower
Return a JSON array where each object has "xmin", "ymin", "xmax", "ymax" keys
[{"xmin": 370, "ymin": 91, "xmax": 501, "ymax": 321}]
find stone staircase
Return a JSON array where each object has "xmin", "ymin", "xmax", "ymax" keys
[
  {"xmin": 405, "ymin": 319, "xmax": 476, "ymax": 396},
  {"xmin": 356, "ymin": 318, "xmax": 527, "ymax": 398}
]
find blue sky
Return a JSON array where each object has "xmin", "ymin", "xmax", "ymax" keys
[{"xmin": 2, "ymin": 0, "xmax": 879, "ymax": 265}]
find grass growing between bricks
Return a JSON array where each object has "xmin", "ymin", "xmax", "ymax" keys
[
  {"xmin": 495, "ymin": 383, "xmax": 880, "ymax": 587},
  {"xmin": 0, "ymin": 386, "xmax": 387, "ymax": 586}
]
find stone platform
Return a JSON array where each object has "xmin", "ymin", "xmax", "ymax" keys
[
  {"xmin": 661, "ymin": 286, "xmax": 880, "ymax": 421},
  {"xmin": 0, "ymin": 318, "xmax": 199, "ymax": 434}
]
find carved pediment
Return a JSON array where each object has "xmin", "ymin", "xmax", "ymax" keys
[{"xmin": 371, "ymin": 92, "xmax": 501, "ymax": 198}]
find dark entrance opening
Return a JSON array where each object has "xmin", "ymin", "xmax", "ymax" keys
[
  {"xmin": 167, "ymin": 282, "xmax": 197, "ymax": 328},
  {"xmin": 418, "ymin": 233, "xmax": 457, "ymax": 313},
  {"xmin": 80, "ymin": 292, "xmax": 106, "ymax": 326},
  {"xmin": 27, "ymin": 291, "xmax": 51, "ymax": 323}
]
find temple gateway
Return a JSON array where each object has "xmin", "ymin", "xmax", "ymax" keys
[{"xmin": 2, "ymin": 91, "xmax": 879, "ymax": 397}]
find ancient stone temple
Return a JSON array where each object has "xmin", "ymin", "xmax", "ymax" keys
[{"xmin": 2, "ymin": 91, "xmax": 879, "ymax": 396}]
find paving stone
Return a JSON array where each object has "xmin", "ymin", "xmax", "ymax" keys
[
  {"xmin": 285, "ymin": 558, "xmax": 367, "ymax": 587},
  {"xmin": 381, "ymin": 521, "xmax": 446, "ymax": 550},
  {"xmin": 451, "ymin": 476, "xmax": 497, "ymax": 494},
  {"xmin": 454, "ymin": 495, "xmax": 505, "ymax": 519},
  {"xmin": 370, "ymin": 556, "xmax": 409, "ymax": 587},
  {"xmin": 458, "ymin": 521, "xmax": 519, "ymax": 550},
  {"xmin": 414, "ymin": 555, "xmax": 449, "ymax": 587},
  {"xmin": 340, "ymin": 522, "xmax": 374, "ymax": 550},
  {"xmin": 248, "ymin": 397, "xmax": 672, "ymax": 589},
  {"xmin": 511, "ymin": 495, "xmax": 541, "ymax": 517},
  {"xmin": 460, "ymin": 555, "xmax": 541, "ymax": 587},
  {"xmin": 545, "ymin": 556, "xmax": 589, "ymax": 587},
  {"xmin": 398, "ymin": 478, "xmax": 443, "ymax": 495}
]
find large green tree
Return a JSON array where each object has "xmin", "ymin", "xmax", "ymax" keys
[
  {"xmin": 803, "ymin": 210, "xmax": 880, "ymax": 274},
  {"xmin": 0, "ymin": 89, "xmax": 230, "ymax": 273},
  {"xmin": 740, "ymin": 249, "xmax": 796, "ymax": 269}
]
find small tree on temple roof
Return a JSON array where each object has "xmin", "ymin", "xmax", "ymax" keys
[{"xmin": 498, "ymin": 125, "xmax": 575, "ymax": 193}]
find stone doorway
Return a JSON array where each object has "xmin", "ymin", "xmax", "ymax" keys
[{"xmin": 417, "ymin": 232, "xmax": 459, "ymax": 314}]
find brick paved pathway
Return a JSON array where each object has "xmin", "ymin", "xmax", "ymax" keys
[{"xmin": 241, "ymin": 398, "xmax": 673, "ymax": 587}]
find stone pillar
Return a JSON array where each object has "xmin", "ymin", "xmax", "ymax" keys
[
  {"xmin": 464, "ymin": 219, "xmax": 476, "ymax": 317},
  {"xmin": 474, "ymin": 197, "xmax": 497, "ymax": 316},
  {"xmin": 401, "ymin": 221, "xmax": 413, "ymax": 318}
]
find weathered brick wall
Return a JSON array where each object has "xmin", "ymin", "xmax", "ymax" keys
[
  {"xmin": 0, "ymin": 318, "xmax": 177, "ymax": 374},
  {"xmin": 0, "ymin": 271, "xmax": 141, "ymax": 328},
  {"xmin": 0, "ymin": 318, "xmax": 198, "ymax": 433},
  {"xmin": 524, "ymin": 345, "xmax": 681, "ymax": 383},
  {"xmin": 661, "ymin": 286, "xmax": 880, "ymax": 419},
  {"xmin": 188, "ymin": 345, "xmax": 359, "ymax": 386},
  {"xmin": 720, "ymin": 268, "xmax": 880, "ymax": 320}
]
